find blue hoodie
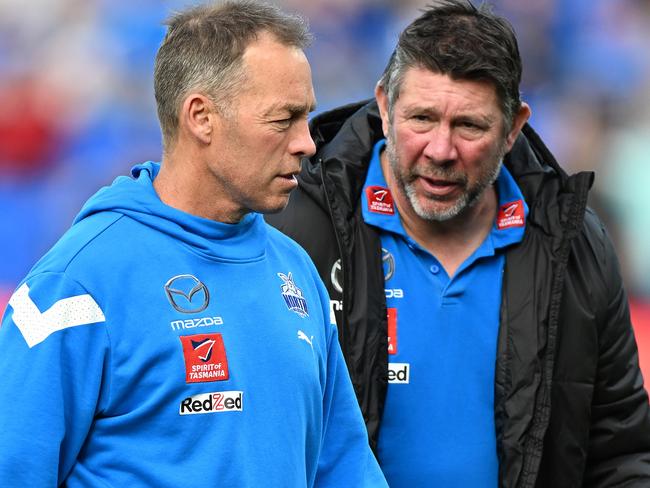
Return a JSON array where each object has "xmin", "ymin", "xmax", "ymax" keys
[{"xmin": 0, "ymin": 163, "xmax": 386, "ymax": 487}]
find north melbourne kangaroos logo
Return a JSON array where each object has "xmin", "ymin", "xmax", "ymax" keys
[{"xmin": 278, "ymin": 272, "xmax": 309, "ymax": 318}]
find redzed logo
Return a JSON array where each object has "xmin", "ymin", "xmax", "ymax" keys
[
  {"xmin": 388, "ymin": 363, "xmax": 410, "ymax": 384},
  {"xmin": 180, "ymin": 333, "xmax": 229, "ymax": 383},
  {"xmin": 387, "ymin": 308, "xmax": 398, "ymax": 355},
  {"xmin": 497, "ymin": 200, "xmax": 525, "ymax": 229},
  {"xmin": 365, "ymin": 186, "xmax": 395, "ymax": 215},
  {"xmin": 179, "ymin": 391, "xmax": 243, "ymax": 415}
]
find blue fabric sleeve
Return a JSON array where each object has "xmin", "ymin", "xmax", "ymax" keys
[
  {"xmin": 0, "ymin": 272, "xmax": 110, "ymax": 486},
  {"xmin": 312, "ymin": 279, "xmax": 387, "ymax": 488}
]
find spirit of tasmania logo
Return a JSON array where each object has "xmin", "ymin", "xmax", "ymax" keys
[
  {"xmin": 387, "ymin": 308, "xmax": 398, "ymax": 355},
  {"xmin": 179, "ymin": 333, "xmax": 229, "ymax": 383},
  {"xmin": 365, "ymin": 185, "xmax": 395, "ymax": 215},
  {"xmin": 278, "ymin": 272, "xmax": 309, "ymax": 318},
  {"xmin": 497, "ymin": 200, "xmax": 525, "ymax": 230}
]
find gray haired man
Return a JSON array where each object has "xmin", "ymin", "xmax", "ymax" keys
[{"xmin": 0, "ymin": 2, "xmax": 387, "ymax": 486}]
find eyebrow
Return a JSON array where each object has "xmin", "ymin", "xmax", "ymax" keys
[
  {"xmin": 404, "ymin": 105, "xmax": 496, "ymax": 124},
  {"xmin": 455, "ymin": 113, "xmax": 496, "ymax": 125},
  {"xmin": 264, "ymin": 102, "xmax": 317, "ymax": 118}
]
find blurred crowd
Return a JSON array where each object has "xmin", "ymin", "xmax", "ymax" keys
[{"xmin": 1, "ymin": 0, "xmax": 649, "ymax": 329}]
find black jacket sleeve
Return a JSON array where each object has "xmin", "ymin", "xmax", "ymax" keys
[{"xmin": 583, "ymin": 209, "xmax": 650, "ymax": 486}]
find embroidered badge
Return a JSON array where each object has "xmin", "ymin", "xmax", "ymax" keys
[
  {"xmin": 180, "ymin": 333, "xmax": 229, "ymax": 383},
  {"xmin": 497, "ymin": 200, "xmax": 525, "ymax": 229},
  {"xmin": 365, "ymin": 185, "xmax": 395, "ymax": 215},
  {"xmin": 278, "ymin": 272, "xmax": 309, "ymax": 318}
]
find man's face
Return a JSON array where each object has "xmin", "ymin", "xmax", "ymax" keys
[
  {"xmin": 377, "ymin": 69, "xmax": 516, "ymax": 223},
  {"xmin": 208, "ymin": 32, "xmax": 316, "ymax": 220}
]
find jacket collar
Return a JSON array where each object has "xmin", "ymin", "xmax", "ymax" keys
[{"xmin": 303, "ymin": 99, "xmax": 594, "ymax": 237}]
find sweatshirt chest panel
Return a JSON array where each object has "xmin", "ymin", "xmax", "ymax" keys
[
  {"xmin": 104, "ymin": 255, "xmax": 325, "ymax": 409},
  {"xmin": 76, "ymin": 221, "xmax": 330, "ymax": 483}
]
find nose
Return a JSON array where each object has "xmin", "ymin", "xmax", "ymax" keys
[
  {"xmin": 289, "ymin": 119, "xmax": 317, "ymax": 158},
  {"xmin": 423, "ymin": 126, "xmax": 458, "ymax": 164}
]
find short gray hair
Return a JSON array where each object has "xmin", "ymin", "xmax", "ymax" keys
[
  {"xmin": 379, "ymin": 0, "xmax": 522, "ymax": 132},
  {"xmin": 154, "ymin": 0, "xmax": 311, "ymax": 150}
]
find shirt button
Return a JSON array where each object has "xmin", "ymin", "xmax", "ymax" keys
[{"xmin": 430, "ymin": 264, "xmax": 440, "ymax": 274}]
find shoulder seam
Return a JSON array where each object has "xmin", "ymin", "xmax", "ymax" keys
[{"xmin": 62, "ymin": 213, "xmax": 126, "ymax": 275}]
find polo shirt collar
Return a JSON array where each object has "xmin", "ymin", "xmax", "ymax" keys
[{"xmin": 361, "ymin": 139, "xmax": 528, "ymax": 253}]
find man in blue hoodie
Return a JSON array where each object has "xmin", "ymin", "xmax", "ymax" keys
[{"xmin": 0, "ymin": 2, "xmax": 386, "ymax": 487}]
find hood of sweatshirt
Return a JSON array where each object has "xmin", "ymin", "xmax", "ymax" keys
[{"xmin": 74, "ymin": 162, "xmax": 268, "ymax": 261}]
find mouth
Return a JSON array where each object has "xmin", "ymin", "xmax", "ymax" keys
[
  {"xmin": 276, "ymin": 172, "xmax": 299, "ymax": 189},
  {"xmin": 417, "ymin": 176, "xmax": 461, "ymax": 198}
]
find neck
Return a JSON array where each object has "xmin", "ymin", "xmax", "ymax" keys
[
  {"xmin": 380, "ymin": 152, "xmax": 498, "ymax": 277},
  {"xmin": 154, "ymin": 145, "xmax": 246, "ymax": 224}
]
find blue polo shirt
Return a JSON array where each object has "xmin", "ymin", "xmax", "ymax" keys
[{"xmin": 364, "ymin": 141, "xmax": 527, "ymax": 487}]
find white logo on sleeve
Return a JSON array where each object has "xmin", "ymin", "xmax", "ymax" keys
[{"xmin": 8, "ymin": 283, "xmax": 106, "ymax": 348}]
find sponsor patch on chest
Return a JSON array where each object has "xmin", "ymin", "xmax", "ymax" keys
[
  {"xmin": 387, "ymin": 308, "xmax": 398, "ymax": 355},
  {"xmin": 180, "ymin": 333, "xmax": 229, "ymax": 383},
  {"xmin": 496, "ymin": 200, "xmax": 525, "ymax": 229},
  {"xmin": 179, "ymin": 391, "xmax": 243, "ymax": 415},
  {"xmin": 365, "ymin": 186, "xmax": 395, "ymax": 215},
  {"xmin": 388, "ymin": 363, "xmax": 410, "ymax": 384}
]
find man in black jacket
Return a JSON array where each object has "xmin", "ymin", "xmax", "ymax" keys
[{"xmin": 267, "ymin": 0, "xmax": 650, "ymax": 486}]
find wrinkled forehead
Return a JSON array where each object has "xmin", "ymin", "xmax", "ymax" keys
[
  {"xmin": 236, "ymin": 34, "xmax": 316, "ymax": 110},
  {"xmin": 396, "ymin": 68, "xmax": 501, "ymax": 112}
]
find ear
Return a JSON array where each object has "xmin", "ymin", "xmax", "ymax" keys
[
  {"xmin": 375, "ymin": 83, "xmax": 391, "ymax": 137},
  {"xmin": 504, "ymin": 102, "xmax": 532, "ymax": 152},
  {"xmin": 179, "ymin": 93, "xmax": 215, "ymax": 145}
]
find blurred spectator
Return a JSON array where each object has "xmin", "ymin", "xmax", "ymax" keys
[
  {"xmin": 0, "ymin": 0, "xmax": 170, "ymax": 301},
  {"xmin": 599, "ymin": 83, "xmax": 650, "ymax": 298},
  {"xmin": 281, "ymin": 0, "xmax": 394, "ymax": 110},
  {"xmin": 0, "ymin": 77, "xmax": 65, "ymax": 177}
]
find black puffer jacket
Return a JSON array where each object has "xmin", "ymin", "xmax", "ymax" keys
[{"xmin": 266, "ymin": 100, "xmax": 650, "ymax": 487}]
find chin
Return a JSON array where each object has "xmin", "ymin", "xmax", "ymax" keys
[
  {"xmin": 256, "ymin": 197, "xmax": 290, "ymax": 215},
  {"xmin": 411, "ymin": 196, "xmax": 466, "ymax": 222}
]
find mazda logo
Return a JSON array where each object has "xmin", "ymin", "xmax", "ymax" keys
[
  {"xmin": 164, "ymin": 274, "xmax": 209, "ymax": 314},
  {"xmin": 330, "ymin": 259, "xmax": 343, "ymax": 293},
  {"xmin": 330, "ymin": 248, "xmax": 395, "ymax": 293},
  {"xmin": 382, "ymin": 248, "xmax": 395, "ymax": 282}
]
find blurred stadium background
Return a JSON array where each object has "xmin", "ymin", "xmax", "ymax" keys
[{"xmin": 1, "ymin": 0, "xmax": 649, "ymax": 377}]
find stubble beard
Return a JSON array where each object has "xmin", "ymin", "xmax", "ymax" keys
[{"xmin": 385, "ymin": 131, "xmax": 506, "ymax": 222}]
